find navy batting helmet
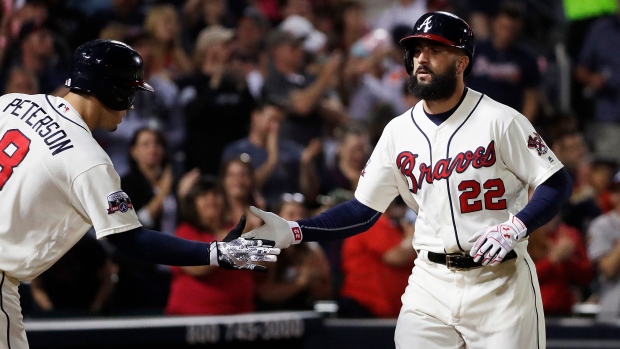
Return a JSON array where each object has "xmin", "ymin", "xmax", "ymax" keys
[
  {"xmin": 399, "ymin": 12, "xmax": 475, "ymax": 76},
  {"xmin": 65, "ymin": 39, "xmax": 154, "ymax": 111}
]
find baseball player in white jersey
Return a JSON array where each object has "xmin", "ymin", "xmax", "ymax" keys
[
  {"xmin": 0, "ymin": 39, "xmax": 279, "ymax": 349},
  {"xmin": 242, "ymin": 12, "xmax": 573, "ymax": 349}
]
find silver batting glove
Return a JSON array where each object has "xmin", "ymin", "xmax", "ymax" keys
[
  {"xmin": 209, "ymin": 216, "xmax": 280, "ymax": 272},
  {"xmin": 241, "ymin": 206, "xmax": 303, "ymax": 249},
  {"xmin": 468, "ymin": 214, "xmax": 527, "ymax": 267}
]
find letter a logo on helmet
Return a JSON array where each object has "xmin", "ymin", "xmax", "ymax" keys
[{"xmin": 416, "ymin": 16, "xmax": 434, "ymax": 32}]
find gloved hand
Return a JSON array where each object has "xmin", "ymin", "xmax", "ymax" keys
[
  {"xmin": 468, "ymin": 214, "xmax": 527, "ymax": 266},
  {"xmin": 241, "ymin": 206, "xmax": 303, "ymax": 249},
  {"xmin": 209, "ymin": 216, "xmax": 281, "ymax": 272}
]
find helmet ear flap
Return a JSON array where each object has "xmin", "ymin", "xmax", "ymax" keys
[{"xmin": 404, "ymin": 49, "xmax": 414, "ymax": 76}]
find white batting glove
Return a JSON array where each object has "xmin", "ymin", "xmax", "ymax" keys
[
  {"xmin": 468, "ymin": 214, "xmax": 527, "ymax": 267},
  {"xmin": 209, "ymin": 216, "xmax": 280, "ymax": 272},
  {"xmin": 241, "ymin": 206, "xmax": 303, "ymax": 249}
]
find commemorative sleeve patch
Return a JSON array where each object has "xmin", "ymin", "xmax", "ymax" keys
[
  {"xmin": 107, "ymin": 191, "xmax": 134, "ymax": 214},
  {"xmin": 527, "ymin": 132, "xmax": 548, "ymax": 156}
]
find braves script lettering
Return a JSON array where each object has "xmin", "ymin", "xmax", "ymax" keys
[{"xmin": 396, "ymin": 141, "xmax": 497, "ymax": 193}]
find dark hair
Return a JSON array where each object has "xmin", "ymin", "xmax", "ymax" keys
[
  {"xmin": 179, "ymin": 175, "xmax": 222, "ymax": 229},
  {"xmin": 219, "ymin": 156, "xmax": 259, "ymax": 207},
  {"xmin": 127, "ymin": 127, "xmax": 169, "ymax": 172},
  {"xmin": 334, "ymin": 120, "xmax": 369, "ymax": 143},
  {"xmin": 333, "ymin": 0, "xmax": 364, "ymax": 35},
  {"xmin": 548, "ymin": 128, "xmax": 583, "ymax": 150},
  {"xmin": 494, "ymin": 1, "xmax": 525, "ymax": 21}
]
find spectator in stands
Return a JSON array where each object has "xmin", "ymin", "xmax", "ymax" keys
[
  {"xmin": 94, "ymin": 31, "xmax": 185, "ymax": 177},
  {"xmin": 42, "ymin": 0, "xmax": 97, "ymax": 51},
  {"xmin": 563, "ymin": 0, "xmax": 618, "ymax": 60},
  {"xmin": 121, "ymin": 127, "xmax": 177, "ymax": 235},
  {"xmin": 2, "ymin": 66, "xmax": 38, "ymax": 94},
  {"xmin": 219, "ymin": 156, "xmax": 266, "ymax": 234},
  {"xmin": 255, "ymin": 195, "xmax": 332, "ymax": 311},
  {"xmin": 587, "ymin": 172, "xmax": 620, "ymax": 322},
  {"xmin": 527, "ymin": 214, "xmax": 594, "ymax": 317},
  {"xmin": 111, "ymin": 128, "xmax": 176, "ymax": 316},
  {"xmin": 221, "ymin": 100, "xmax": 322, "ymax": 211},
  {"xmin": 178, "ymin": 25, "xmax": 256, "ymax": 176},
  {"xmin": 262, "ymin": 28, "xmax": 346, "ymax": 147},
  {"xmin": 341, "ymin": 28, "xmax": 392, "ymax": 121},
  {"xmin": 373, "ymin": 0, "xmax": 428, "ymax": 33},
  {"xmin": 181, "ymin": 0, "xmax": 236, "ymax": 50},
  {"xmin": 89, "ymin": 0, "xmax": 146, "ymax": 41},
  {"xmin": 574, "ymin": 4, "xmax": 620, "ymax": 164},
  {"xmin": 230, "ymin": 7, "xmax": 270, "ymax": 100},
  {"xmin": 465, "ymin": 1, "xmax": 541, "ymax": 122},
  {"xmin": 29, "ymin": 233, "xmax": 116, "ymax": 317},
  {"xmin": 342, "ymin": 24, "xmax": 410, "ymax": 122},
  {"xmin": 332, "ymin": 0, "xmax": 369, "ymax": 53},
  {"xmin": 589, "ymin": 159, "xmax": 617, "ymax": 214},
  {"xmin": 165, "ymin": 177, "xmax": 256, "ymax": 315},
  {"xmin": 551, "ymin": 129, "xmax": 602, "ymax": 234},
  {"xmin": 319, "ymin": 120, "xmax": 372, "ymax": 194},
  {"xmin": 1, "ymin": 18, "xmax": 70, "ymax": 96},
  {"xmin": 279, "ymin": 14, "xmax": 329, "ymax": 76},
  {"xmin": 463, "ymin": 0, "xmax": 500, "ymax": 40},
  {"xmin": 383, "ymin": 24, "xmax": 413, "ymax": 114},
  {"xmin": 338, "ymin": 196, "xmax": 416, "ymax": 318},
  {"xmin": 232, "ymin": 7, "xmax": 269, "ymax": 60},
  {"xmin": 563, "ymin": 0, "xmax": 618, "ymax": 122},
  {"xmin": 143, "ymin": 3, "xmax": 193, "ymax": 81}
]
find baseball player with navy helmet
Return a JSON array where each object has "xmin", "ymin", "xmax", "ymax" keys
[
  {"xmin": 243, "ymin": 11, "xmax": 572, "ymax": 349},
  {"xmin": 0, "ymin": 39, "xmax": 279, "ymax": 349}
]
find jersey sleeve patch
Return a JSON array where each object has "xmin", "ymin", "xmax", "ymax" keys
[
  {"xmin": 527, "ymin": 132, "xmax": 548, "ymax": 156},
  {"xmin": 107, "ymin": 191, "xmax": 134, "ymax": 214}
]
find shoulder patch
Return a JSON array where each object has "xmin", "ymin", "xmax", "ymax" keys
[
  {"xmin": 107, "ymin": 191, "xmax": 134, "ymax": 214},
  {"xmin": 527, "ymin": 132, "xmax": 548, "ymax": 156}
]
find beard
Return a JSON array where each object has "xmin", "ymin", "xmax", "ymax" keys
[{"xmin": 407, "ymin": 64, "xmax": 458, "ymax": 101}]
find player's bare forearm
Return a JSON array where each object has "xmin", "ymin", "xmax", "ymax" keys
[
  {"xmin": 91, "ymin": 259, "xmax": 116, "ymax": 313},
  {"xmin": 597, "ymin": 239, "xmax": 620, "ymax": 279},
  {"xmin": 30, "ymin": 279, "xmax": 54, "ymax": 311}
]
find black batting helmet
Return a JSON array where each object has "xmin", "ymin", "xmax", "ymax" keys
[
  {"xmin": 399, "ymin": 11, "xmax": 475, "ymax": 76},
  {"xmin": 65, "ymin": 39, "xmax": 154, "ymax": 111}
]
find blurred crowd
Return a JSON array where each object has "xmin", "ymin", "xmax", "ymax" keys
[{"xmin": 4, "ymin": 0, "xmax": 620, "ymax": 322}]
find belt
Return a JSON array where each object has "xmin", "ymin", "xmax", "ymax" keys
[{"xmin": 427, "ymin": 250, "xmax": 517, "ymax": 270}]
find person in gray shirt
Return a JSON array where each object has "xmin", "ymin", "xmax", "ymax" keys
[{"xmin": 587, "ymin": 171, "xmax": 620, "ymax": 322}]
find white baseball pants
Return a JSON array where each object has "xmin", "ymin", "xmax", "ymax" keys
[
  {"xmin": 395, "ymin": 245, "xmax": 545, "ymax": 349},
  {"xmin": 0, "ymin": 272, "xmax": 29, "ymax": 349}
]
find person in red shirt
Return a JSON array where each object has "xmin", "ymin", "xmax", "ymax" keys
[
  {"xmin": 527, "ymin": 214, "xmax": 594, "ymax": 316},
  {"xmin": 165, "ymin": 177, "xmax": 256, "ymax": 315},
  {"xmin": 338, "ymin": 196, "xmax": 416, "ymax": 318}
]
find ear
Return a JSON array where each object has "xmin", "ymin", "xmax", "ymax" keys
[{"xmin": 456, "ymin": 56, "xmax": 470, "ymax": 75}]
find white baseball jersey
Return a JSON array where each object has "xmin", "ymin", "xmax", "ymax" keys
[
  {"xmin": 0, "ymin": 93, "xmax": 142, "ymax": 281},
  {"xmin": 355, "ymin": 88, "xmax": 563, "ymax": 253}
]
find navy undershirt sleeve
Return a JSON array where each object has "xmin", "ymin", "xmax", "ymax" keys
[
  {"xmin": 516, "ymin": 167, "xmax": 573, "ymax": 235},
  {"xmin": 106, "ymin": 227, "xmax": 210, "ymax": 266},
  {"xmin": 297, "ymin": 198, "xmax": 382, "ymax": 241}
]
